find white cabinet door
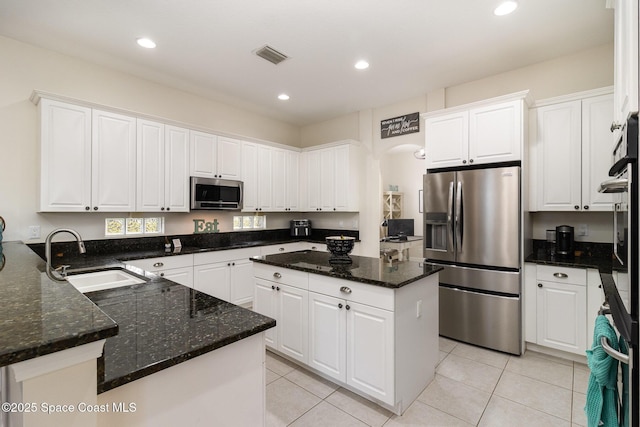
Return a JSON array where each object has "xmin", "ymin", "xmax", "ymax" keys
[
  {"xmin": 39, "ymin": 99, "xmax": 92, "ymax": 212},
  {"xmin": 190, "ymin": 130, "xmax": 218, "ymax": 178},
  {"xmin": 194, "ymin": 262, "xmax": 230, "ymax": 301},
  {"xmin": 346, "ymin": 301, "xmax": 395, "ymax": 405},
  {"xmin": 534, "ymin": 101, "xmax": 582, "ymax": 211},
  {"xmin": 164, "ymin": 125, "xmax": 190, "ymax": 212},
  {"xmin": 309, "ymin": 292, "xmax": 346, "ymax": 382},
  {"xmin": 254, "ymin": 278, "xmax": 278, "ymax": 348},
  {"xmin": 334, "ymin": 144, "xmax": 350, "ymax": 211},
  {"xmin": 159, "ymin": 266, "xmax": 194, "ymax": 288},
  {"xmin": 230, "ymin": 259, "xmax": 255, "ymax": 306},
  {"xmin": 319, "ymin": 148, "xmax": 336, "ymax": 211},
  {"xmin": 92, "ymin": 109, "xmax": 137, "ymax": 212},
  {"xmin": 536, "ymin": 280, "xmax": 587, "ymax": 355},
  {"xmin": 286, "ymin": 150, "xmax": 300, "ymax": 211},
  {"xmin": 136, "ymin": 119, "xmax": 165, "ymax": 212},
  {"xmin": 424, "ymin": 111, "xmax": 468, "ymax": 169},
  {"xmin": 271, "ymin": 148, "xmax": 287, "ymax": 211},
  {"xmin": 216, "ymin": 136, "xmax": 243, "ymax": 180},
  {"xmin": 257, "ymin": 145, "xmax": 273, "ymax": 211},
  {"xmin": 278, "ymin": 283, "xmax": 308, "ymax": 364},
  {"xmin": 581, "ymin": 95, "xmax": 615, "ymax": 211},
  {"xmin": 241, "ymin": 142, "xmax": 258, "ymax": 212},
  {"xmin": 305, "ymin": 150, "xmax": 322, "ymax": 211},
  {"xmin": 469, "ymin": 100, "xmax": 522, "ymax": 165}
]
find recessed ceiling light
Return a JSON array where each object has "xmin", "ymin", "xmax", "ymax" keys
[
  {"xmin": 278, "ymin": 94, "xmax": 290, "ymax": 101},
  {"xmin": 494, "ymin": 1, "xmax": 518, "ymax": 16},
  {"xmin": 136, "ymin": 38, "xmax": 156, "ymax": 49},
  {"xmin": 355, "ymin": 60, "xmax": 369, "ymax": 70}
]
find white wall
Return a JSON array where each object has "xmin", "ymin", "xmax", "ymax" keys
[{"xmin": 0, "ymin": 35, "xmax": 301, "ymax": 242}]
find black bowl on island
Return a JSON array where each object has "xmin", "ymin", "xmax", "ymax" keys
[{"xmin": 326, "ymin": 236, "xmax": 355, "ymax": 264}]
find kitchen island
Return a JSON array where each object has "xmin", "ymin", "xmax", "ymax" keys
[
  {"xmin": 251, "ymin": 250, "xmax": 442, "ymax": 415},
  {"xmin": 0, "ymin": 241, "xmax": 275, "ymax": 427}
]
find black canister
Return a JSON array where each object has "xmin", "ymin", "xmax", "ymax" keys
[{"xmin": 555, "ymin": 225, "xmax": 574, "ymax": 258}]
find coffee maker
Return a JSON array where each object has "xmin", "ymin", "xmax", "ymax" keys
[
  {"xmin": 555, "ymin": 225, "xmax": 575, "ymax": 258},
  {"xmin": 290, "ymin": 219, "xmax": 311, "ymax": 237}
]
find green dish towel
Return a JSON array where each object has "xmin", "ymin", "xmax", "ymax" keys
[{"xmin": 585, "ymin": 315, "xmax": 620, "ymax": 427}]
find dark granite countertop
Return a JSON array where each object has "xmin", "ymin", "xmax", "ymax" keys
[
  {"xmin": 0, "ymin": 240, "xmax": 275, "ymax": 391},
  {"xmin": 525, "ymin": 240, "xmax": 625, "ymax": 274},
  {"xmin": 252, "ymin": 250, "xmax": 442, "ymax": 288},
  {"xmin": 86, "ymin": 278, "xmax": 275, "ymax": 393},
  {"xmin": 0, "ymin": 242, "xmax": 118, "ymax": 367}
]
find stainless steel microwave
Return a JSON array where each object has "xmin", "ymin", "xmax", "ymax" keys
[{"xmin": 190, "ymin": 177, "xmax": 243, "ymax": 210}]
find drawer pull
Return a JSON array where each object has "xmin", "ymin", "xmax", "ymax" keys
[
  {"xmin": 338, "ymin": 303, "xmax": 343, "ymax": 309},
  {"xmin": 153, "ymin": 262, "xmax": 164, "ymax": 268},
  {"xmin": 553, "ymin": 273, "xmax": 568, "ymax": 279},
  {"xmin": 340, "ymin": 286, "xmax": 352, "ymax": 294},
  {"xmin": 273, "ymin": 272, "xmax": 282, "ymax": 279},
  {"xmin": 279, "ymin": 247, "xmax": 285, "ymax": 251}
]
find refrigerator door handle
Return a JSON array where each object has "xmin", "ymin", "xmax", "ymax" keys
[
  {"xmin": 448, "ymin": 181, "xmax": 455, "ymax": 253},
  {"xmin": 455, "ymin": 181, "xmax": 463, "ymax": 251}
]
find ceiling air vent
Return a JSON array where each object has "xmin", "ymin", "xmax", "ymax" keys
[{"xmin": 255, "ymin": 45, "xmax": 289, "ymax": 65}]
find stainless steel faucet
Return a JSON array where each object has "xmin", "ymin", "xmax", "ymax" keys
[{"xmin": 45, "ymin": 228, "xmax": 86, "ymax": 282}]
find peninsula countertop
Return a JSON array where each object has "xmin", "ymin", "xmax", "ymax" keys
[
  {"xmin": 251, "ymin": 250, "xmax": 442, "ymax": 288},
  {"xmin": 0, "ymin": 241, "xmax": 275, "ymax": 394}
]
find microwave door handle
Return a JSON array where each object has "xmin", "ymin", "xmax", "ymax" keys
[
  {"xmin": 455, "ymin": 181, "xmax": 463, "ymax": 252},
  {"xmin": 447, "ymin": 181, "xmax": 454, "ymax": 253}
]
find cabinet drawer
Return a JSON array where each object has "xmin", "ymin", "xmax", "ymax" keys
[
  {"xmin": 253, "ymin": 263, "xmax": 308, "ymax": 289},
  {"xmin": 537, "ymin": 265, "xmax": 586, "ymax": 286},
  {"xmin": 193, "ymin": 247, "xmax": 261, "ymax": 265},
  {"xmin": 309, "ymin": 275, "xmax": 394, "ymax": 311},
  {"xmin": 126, "ymin": 254, "xmax": 193, "ymax": 271}
]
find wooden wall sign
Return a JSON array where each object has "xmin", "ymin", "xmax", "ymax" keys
[{"xmin": 380, "ymin": 112, "xmax": 420, "ymax": 139}]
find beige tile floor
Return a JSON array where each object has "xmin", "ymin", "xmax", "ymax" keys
[{"xmin": 265, "ymin": 337, "xmax": 590, "ymax": 426}]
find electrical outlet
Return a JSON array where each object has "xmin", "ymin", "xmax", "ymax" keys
[
  {"xmin": 28, "ymin": 225, "xmax": 41, "ymax": 239},
  {"xmin": 578, "ymin": 224, "xmax": 588, "ymax": 236}
]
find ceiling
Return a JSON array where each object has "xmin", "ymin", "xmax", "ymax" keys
[{"xmin": 0, "ymin": 0, "xmax": 614, "ymax": 126}]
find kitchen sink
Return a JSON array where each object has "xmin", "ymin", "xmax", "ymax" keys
[{"xmin": 66, "ymin": 269, "xmax": 147, "ymax": 293}]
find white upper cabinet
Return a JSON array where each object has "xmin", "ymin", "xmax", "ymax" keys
[
  {"xmin": 242, "ymin": 143, "xmax": 300, "ymax": 212},
  {"xmin": 468, "ymin": 100, "xmax": 522, "ymax": 164},
  {"xmin": 39, "ymin": 100, "xmax": 136, "ymax": 212},
  {"xmin": 301, "ymin": 142, "xmax": 362, "ymax": 212},
  {"xmin": 91, "ymin": 109, "xmax": 137, "ymax": 212},
  {"xmin": 190, "ymin": 132, "xmax": 242, "ymax": 180},
  {"xmin": 530, "ymin": 90, "xmax": 614, "ymax": 212},
  {"xmin": 613, "ymin": 0, "xmax": 639, "ymax": 127},
  {"xmin": 39, "ymin": 98, "xmax": 92, "ymax": 212},
  {"xmin": 422, "ymin": 111, "xmax": 468, "ymax": 169},
  {"xmin": 137, "ymin": 120, "xmax": 190, "ymax": 212},
  {"xmin": 136, "ymin": 119, "xmax": 165, "ymax": 212},
  {"xmin": 216, "ymin": 136, "xmax": 243, "ymax": 179},
  {"xmin": 423, "ymin": 94, "xmax": 527, "ymax": 170}
]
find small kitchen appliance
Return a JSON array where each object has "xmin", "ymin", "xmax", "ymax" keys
[
  {"xmin": 555, "ymin": 225, "xmax": 575, "ymax": 258},
  {"xmin": 290, "ymin": 219, "xmax": 311, "ymax": 237}
]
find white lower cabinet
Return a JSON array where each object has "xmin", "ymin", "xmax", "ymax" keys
[
  {"xmin": 193, "ymin": 247, "xmax": 261, "ymax": 306},
  {"xmin": 126, "ymin": 254, "xmax": 194, "ymax": 287},
  {"xmin": 524, "ymin": 263, "xmax": 601, "ymax": 356},
  {"xmin": 253, "ymin": 264, "xmax": 309, "ymax": 363},
  {"xmin": 309, "ymin": 290, "xmax": 394, "ymax": 405},
  {"xmin": 254, "ymin": 263, "xmax": 439, "ymax": 415}
]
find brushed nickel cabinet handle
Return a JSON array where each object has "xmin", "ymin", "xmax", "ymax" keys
[
  {"xmin": 553, "ymin": 273, "xmax": 568, "ymax": 278},
  {"xmin": 273, "ymin": 272, "xmax": 282, "ymax": 279},
  {"xmin": 153, "ymin": 262, "xmax": 164, "ymax": 267},
  {"xmin": 340, "ymin": 286, "xmax": 352, "ymax": 294}
]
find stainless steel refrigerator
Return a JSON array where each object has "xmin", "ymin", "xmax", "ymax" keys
[{"xmin": 423, "ymin": 165, "xmax": 522, "ymax": 355}]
